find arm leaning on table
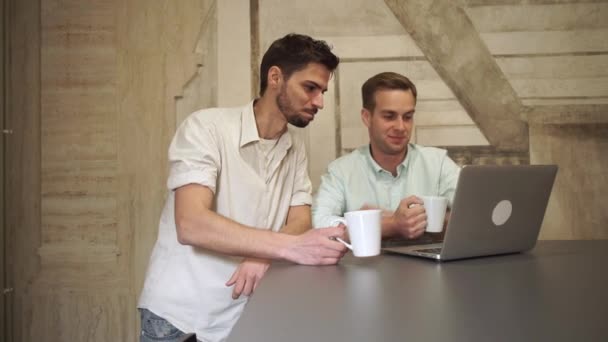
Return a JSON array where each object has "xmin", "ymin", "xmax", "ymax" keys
[
  {"xmin": 226, "ymin": 205, "xmax": 319, "ymax": 299},
  {"xmin": 175, "ymin": 184, "xmax": 347, "ymax": 264},
  {"xmin": 175, "ymin": 185, "xmax": 347, "ymax": 298}
]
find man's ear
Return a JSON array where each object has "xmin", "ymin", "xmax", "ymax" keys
[
  {"xmin": 267, "ymin": 66, "xmax": 283, "ymax": 90},
  {"xmin": 361, "ymin": 108, "xmax": 372, "ymax": 128}
]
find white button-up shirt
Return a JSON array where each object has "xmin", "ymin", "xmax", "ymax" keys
[{"xmin": 138, "ymin": 101, "xmax": 312, "ymax": 342}]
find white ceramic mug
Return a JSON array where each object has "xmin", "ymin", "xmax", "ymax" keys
[
  {"xmin": 332, "ymin": 209, "xmax": 382, "ymax": 257},
  {"xmin": 421, "ymin": 196, "xmax": 448, "ymax": 233}
]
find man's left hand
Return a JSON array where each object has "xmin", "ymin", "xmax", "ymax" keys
[{"xmin": 226, "ymin": 258, "xmax": 271, "ymax": 299}]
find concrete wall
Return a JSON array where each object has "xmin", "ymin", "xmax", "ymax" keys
[{"xmin": 7, "ymin": 0, "xmax": 213, "ymax": 340}]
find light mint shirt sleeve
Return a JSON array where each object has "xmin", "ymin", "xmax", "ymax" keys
[
  {"xmin": 312, "ymin": 165, "xmax": 347, "ymax": 228},
  {"xmin": 437, "ymin": 153, "xmax": 461, "ymax": 207}
]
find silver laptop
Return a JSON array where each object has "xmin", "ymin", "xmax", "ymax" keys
[{"xmin": 382, "ymin": 164, "xmax": 558, "ymax": 261}]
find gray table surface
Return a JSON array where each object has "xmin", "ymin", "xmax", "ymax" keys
[{"xmin": 228, "ymin": 240, "xmax": 608, "ymax": 342}]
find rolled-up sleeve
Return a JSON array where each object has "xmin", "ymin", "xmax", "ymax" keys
[
  {"xmin": 167, "ymin": 115, "xmax": 221, "ymax": 193},
  {"xmin": 438, "ymin": 154, "xmax": 461, "ymax": 207},
  {"xmin": 290, "ymin": 141, "xmax": 313, "ymax": 206},
  {"xmin": 312, "ymin": 165, "xmax": 347, "ymax": 228}
]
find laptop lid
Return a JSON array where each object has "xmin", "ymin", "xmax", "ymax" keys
[{"xmin": 383, "ymin": 164, "xmax": 558, "ymax": 261}]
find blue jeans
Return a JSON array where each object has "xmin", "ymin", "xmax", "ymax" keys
[{"xmin": 139, "ymin": 308, "xmax": 194, "ymax": 342}]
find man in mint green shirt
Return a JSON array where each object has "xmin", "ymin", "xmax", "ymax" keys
[{"xmin": 312, "ymin": 72, "xmax": 460, "ymax": 240}]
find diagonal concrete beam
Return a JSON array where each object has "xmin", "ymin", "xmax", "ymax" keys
[{"xmin": 385, "ymin": 0, "xmax": 529, "ymax": 151}]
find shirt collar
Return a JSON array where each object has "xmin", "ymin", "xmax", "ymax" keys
[
  {"xmin": 364, "ymin": 144, "xmax": 414, "ymax": 176},
  {"xmin": 239, "ymin": 100, "xmax": 293, "ymax": 150},
  {"xmin": 240, "ymin": 100, "xmax": 261, "ymax": 148}
]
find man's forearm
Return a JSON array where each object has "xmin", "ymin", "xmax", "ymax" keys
[
  {"xmin": 281, "ymin": 223, "xmax": 310, "ymax": 235},
  {"xmin": 280, "ymin": 205, "xmax": 312, "ymax": 235},
  {"xmin": 176, "ymin": 205, "xmax": 295, "ymax": 261},
  {"xmin": 175, "ymin": 185, "xmax": 347, "ymax": 266},
  {"xmin": 174, "ymin": 184, "xmax": 297, "ymax": 260},
  {"xmin": 381, "ymin": 215, "xmax": 400, "ymax": 239}
]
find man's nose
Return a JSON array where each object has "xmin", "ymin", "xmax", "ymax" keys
[
  {"xmin": 395, "ymin": 117, "xmax": 406, "ymax": 131},
  {"xmin": 312, "ymin": 93, "xmax": 324, "ymax": 109}
]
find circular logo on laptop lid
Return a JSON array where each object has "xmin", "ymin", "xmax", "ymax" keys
[{"xmin": 492, "ymin": 200, "xmax": 512, "ymax": 226}]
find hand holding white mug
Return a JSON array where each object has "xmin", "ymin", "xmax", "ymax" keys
[
  {"xmin": 392, "ymin": 196, "xmax": 427, "ymax": 239},
  {"xmin": 331, "ymin": 209, "xmax": 382, "ymax": 257}
]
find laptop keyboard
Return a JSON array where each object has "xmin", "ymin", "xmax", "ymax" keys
[{"xmin": 415, "ymin": 247, "xmax": 442, "ymax": 254}]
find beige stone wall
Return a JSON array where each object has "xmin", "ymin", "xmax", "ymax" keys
[
  {"xmin": 530, "ymin": 123, "xmax": 608, "ymax": 240},
  {"xmin": 7, "ymin": 0, "xmax": 212, "ymax": 340}
]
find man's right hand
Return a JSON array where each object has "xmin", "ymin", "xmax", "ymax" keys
[
  {"xmin": 281, "ymin": 226, "xmax": 348, "ymax": 265},
  {"xmin": 390, "ymin": 196, "xmax": 427, "ymax": 239}
]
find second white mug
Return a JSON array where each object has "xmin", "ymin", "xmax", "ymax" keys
[{"xmin": 421, "ymin": 195, "xmax": 448, "ymax": 233}]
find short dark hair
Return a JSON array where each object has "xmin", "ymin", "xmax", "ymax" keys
[
  {"xmin": 361, "ymin": 72, "xmax": 418, "ymax": 111},
  {"xmin": 259, "ymin": 33, "xmax": 340, "ymax": 96}
]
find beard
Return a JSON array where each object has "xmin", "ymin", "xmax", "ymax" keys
[{"xmin": 276, "ymin": 85, "xmax": 311, "ymax": 128}]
